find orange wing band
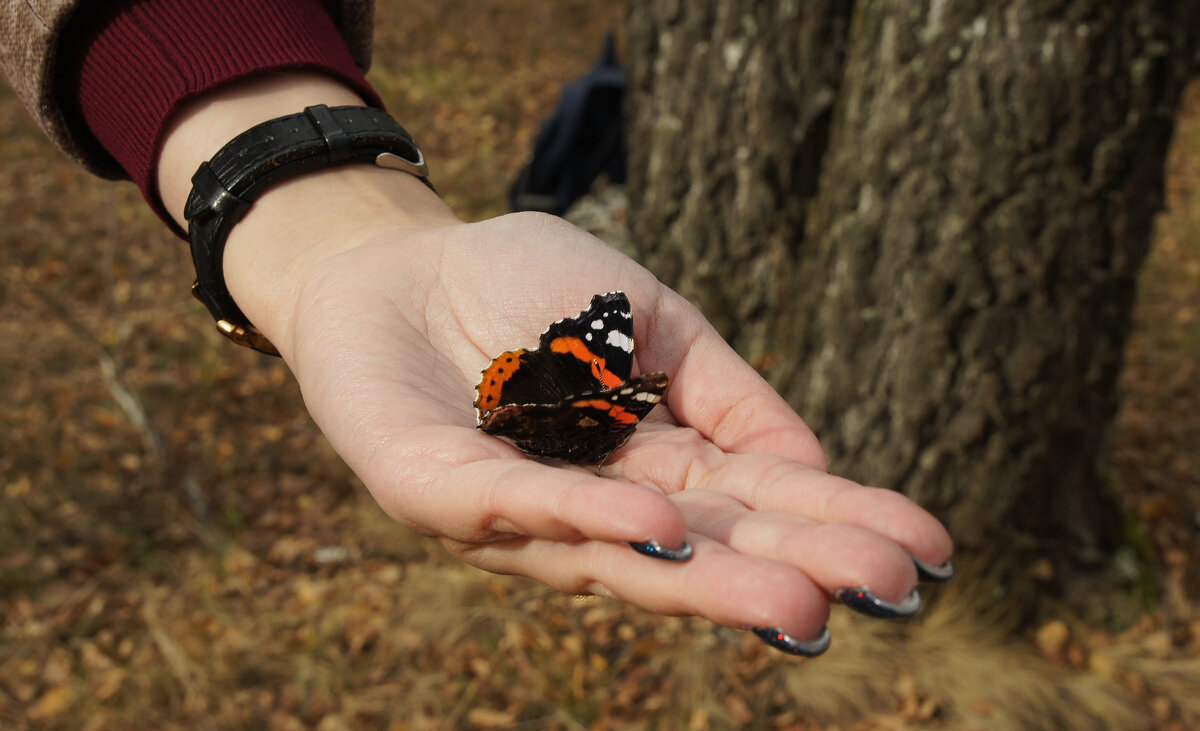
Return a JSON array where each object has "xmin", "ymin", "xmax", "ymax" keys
[
  {"xmin": 549, "ymin": 336, "xmax": 623, "ymax": 388},
  {"xmin": 571, "ymin": 399, "xmax": 638, "ymax": 425}
]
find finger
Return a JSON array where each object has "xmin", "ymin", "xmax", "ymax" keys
[
  {"xmin": 462, "ymin": 534, "xmax": 830, "ymax": 643},
  {"xmin": 637, "ymin": 288, "xmax": 827, "ymax": 470},
  {"xmin": 673, "ymin": 491, "xmax": 918, "ymax": 604},
  {"xmin": 608, "ymin": 435, "xmax": 953, "ymax": 567},
  {"xmin": 365, "ymin": 424, "xmax": 689, "ymax": 549}
]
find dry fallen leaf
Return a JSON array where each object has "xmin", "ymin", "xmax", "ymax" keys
[
  {"xmin": 27, "ymin": 685, "xmax": 74, "ymax": 720},
  {"xmin": 1036, "ymin": 620, "xmax": 1071, "ymax": 660},
  {"xmin": 466, "ymin": 707, "xmax": 517, "ymax": 729},
  {"xmin": 93, "ymin": 668, "xmax": 126, "ymax": 702}
]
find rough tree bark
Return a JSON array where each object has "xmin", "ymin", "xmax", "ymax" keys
[{"xmin": 627, "ymin": 1, "xmax": 1199, "ymax": 579}]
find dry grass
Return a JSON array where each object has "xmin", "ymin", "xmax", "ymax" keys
[{"xmin": 2, "ymin": 2, "xmax": 1199, "ymax": 729}]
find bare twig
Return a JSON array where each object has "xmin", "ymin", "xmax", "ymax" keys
[{"xmin": 23, "ymin": 281, "xmax": 163, "ymax": 457}]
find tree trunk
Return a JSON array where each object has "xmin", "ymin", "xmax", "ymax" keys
[
  {"xmin": 627, "ymin": 1, "xmax": 1199, "ymax": 578},
  {"xmin": 626, "ymin": 1, "xmax": 851, "ymax": 356}
]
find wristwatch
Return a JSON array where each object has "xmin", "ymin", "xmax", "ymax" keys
[{"xmin": 184, "ymin": 104, "xmax": 433, "ymax": 355}]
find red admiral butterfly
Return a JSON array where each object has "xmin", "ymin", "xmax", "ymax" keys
[{"xmin": 474, "ymin": 291, "xmax": 669, "ymax": 464}]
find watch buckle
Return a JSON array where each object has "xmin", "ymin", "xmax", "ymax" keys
[
  {"xmin": 192, "ymin": 281, "xmax": 280, "ymax": 356},
  {"xmin": 215, "ymin": 320, "xmax": 280, "ymax": 356},
  {"xmin": 375, "ymin": 150, "xmax": 429, "ymax": 178}
]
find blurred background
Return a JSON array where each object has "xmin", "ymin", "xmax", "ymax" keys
[{"xmin": 2, "ymin": 2, "xmax": 1199, "ymax": 729}]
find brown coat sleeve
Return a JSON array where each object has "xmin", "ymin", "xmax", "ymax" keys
[{"xmin": 0, "ymin": 0, "xmax": 376, "ymax": 173}]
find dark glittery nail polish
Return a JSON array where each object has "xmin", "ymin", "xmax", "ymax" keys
[
  {"xmin": 913, "ymin": 557, "xmax": 954, "ymax": 582},
  {"xmin": 751, "ymin": 625, "xmax": 832, "ymax": 657},
  {"xmin": 629, "ymin": 539, "xmax": 694, "ymax": 561},
  {"xmin": 835, "ymin": 587, "xmax": 921, "ymax": 618}
]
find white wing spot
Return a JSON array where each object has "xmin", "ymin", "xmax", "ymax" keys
[
  {"xmin": 591, "ymin": 319, "xmax": 605, "ymax": 330},
  {"xmin": 606, "ymin": 330, "xmax": 634, "ymax": 353},
  {"xmin": 585, "ymin": 332, "xmax": 593, "ymax": 341}
]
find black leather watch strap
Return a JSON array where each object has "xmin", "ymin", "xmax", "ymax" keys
[{"xmin": 184, "ymin": 104, "xmax": 433, "ymax": 355}]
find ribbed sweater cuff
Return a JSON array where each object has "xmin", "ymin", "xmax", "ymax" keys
[{"xmin": 58, "ymin": 0, "xmax": 382, "ymax": 231}]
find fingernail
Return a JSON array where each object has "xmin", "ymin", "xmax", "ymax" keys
[
  {"xmin": 913, "ymin": 557, "xmax": 954, "ymax": 582},
  {"xmin": 629, "ymin": 539, "xmax": 694, "ymax": 561},
  {"xmin": 751, "ymin": 625, "xmax": 831, "ymax": 657},
  {"xmin": 835, "ymin": 587, "xmax": 921, "ymax": 618}
]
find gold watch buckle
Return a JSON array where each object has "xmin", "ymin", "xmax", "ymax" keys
[{"xmin": 192, "ymin": 281, "xmax": 280, "ymax": 356}]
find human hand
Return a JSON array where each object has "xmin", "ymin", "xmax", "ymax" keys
[
  {"xmin": 224, "ymin": 182, "xmax": 952, "ymax": 655},
  {"xmin": 158, "ymin": 76, "xmax": 953, "ymax": 655}
]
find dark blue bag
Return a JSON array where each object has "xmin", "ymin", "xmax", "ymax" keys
[{"xmin": 510, "ymin": 34, "xmax": 626, "ymax": 215}]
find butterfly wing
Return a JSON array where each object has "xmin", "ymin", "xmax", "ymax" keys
[
  {"xmin": 478, "ymin": 372, "xmax": 668, "ymax": 463},
  {"xmin": 474, "ymin": 291, "xmax": 664, "ymax": 463},
  {"xmin": 539, "ymin": 291, "xmax": 636, "ymax": 386},
  {"xmin": 475, "ymin": 291, "xmax": 640, "ymax": 417}
]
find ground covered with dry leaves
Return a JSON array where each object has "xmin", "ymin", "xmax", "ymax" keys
[{"xmin": 2, "ymin": 3, "xmax": 1199, "ymax": 729}]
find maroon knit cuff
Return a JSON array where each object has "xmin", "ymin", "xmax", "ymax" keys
[{"xmin": 58, "ymin": 0, "xmax": 382, "ymax": 232}]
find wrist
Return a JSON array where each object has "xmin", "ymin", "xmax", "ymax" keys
[
  {"xmin": 157, "ymin": 72, "xmax": 368, "ymax": 224},
  {"xmin": 221, "ymin": 165, "xmax": 459, "ymax": 353},
  {"xmin": 157, "ymin": 73, "xmax": 459, "ymax": 354}
]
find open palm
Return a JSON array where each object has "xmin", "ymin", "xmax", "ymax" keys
[{"xmin": 263, "ymin": 210, "xmax": 952, "ymax": 653}]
